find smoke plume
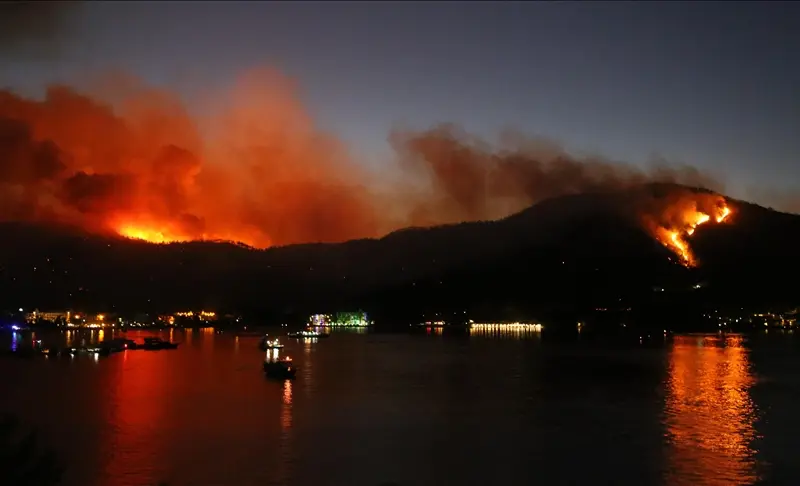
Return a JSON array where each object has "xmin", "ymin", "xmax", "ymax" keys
[
  {"xmin": 392, "ymin": 124, "xmax": 724, "ymax": 227},
  {"xmin": 0, "ymin": 68, "xmax": 726, "ymax": 247},
  {"xmin": 0, "ymin": 1, "xmax": 82, "ymax": 59}
]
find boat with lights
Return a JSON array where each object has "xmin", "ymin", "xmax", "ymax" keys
[
  {"xmin": 100, "ymin": 338, "xmax": 138, "ymax": 352},
  {"xmin": 58, "ymin": 346, "xmax": 111, "ymax": 357},
  {"xmin": 259, "ymin": 335, "xmax": 284, "ymax": 351},
  {"xmin": 263, "ymin": 357, "xmax": 297, "ymax": 379}
]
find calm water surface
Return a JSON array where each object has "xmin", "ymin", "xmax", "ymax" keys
[{"xmin": 2, "ymin": 327, "xmax": 800, "ymax": 486}]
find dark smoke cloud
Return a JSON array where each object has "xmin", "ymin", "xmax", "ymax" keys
[
  {"xmin": 0, "ymin": 1, "xmax": 82, "ymax": 59},
  {"xmin": 392, "ymin": 124, "xmax": 726, "ymax": 226},
  {"xmin": 0, "ymin": 117, "xmax": 65, "ymax": 182},
  {"xmin": 60, "ymin": 171, "xmax": 134, "ymax": 214}
]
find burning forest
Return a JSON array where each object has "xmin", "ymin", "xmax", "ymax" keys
[
  {"xmin": 0, "ymin": 69, "xmax": 733, "ymax": 266},
  {"xmin": 641, "ymin": 190, "xmax": 732, "ymax": 267}
]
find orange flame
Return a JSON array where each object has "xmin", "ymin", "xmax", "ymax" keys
[
  {"xmin": 114, "ymin": 216, "xmax": 267, "ymax": 247},
  {"xmin": 117, "ymin": 224, "xmax": 185, "ymax": 245},
  {"xmin": 717, "ymin": 206, "xmax": 730, "ymax": 223},
  {"xmin": 653, "ymin": 199, "xmax": 732, "ymax": 267}
]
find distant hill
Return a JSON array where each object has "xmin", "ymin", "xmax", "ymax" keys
[{"xmin": 1, "ymin": 183, "xmax": 798, "ymax": 329}]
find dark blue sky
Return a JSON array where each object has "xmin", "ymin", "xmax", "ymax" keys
[{"xmin": 3, "ymin": 1, "xmax": 798, "ymax": 205}]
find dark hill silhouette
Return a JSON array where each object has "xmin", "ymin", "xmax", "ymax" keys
[{"xmin": 0, "ymin": 184, "xmax": 798, "ymax": 329}]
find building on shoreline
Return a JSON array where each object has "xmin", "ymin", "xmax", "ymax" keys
[{"xmin": 308, "ymin": 311, "xmax": 371, "ymax": 327}]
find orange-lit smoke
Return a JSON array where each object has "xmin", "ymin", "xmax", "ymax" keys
[
  {"xmin": 0, "ymin": 70, "xmax": 728, "ymax": 250},
  {"xmin": 0, "ymin": 69, "xmax": 380, "ymax": 247}
]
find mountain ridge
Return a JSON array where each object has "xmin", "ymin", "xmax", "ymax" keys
[{"xmin": 1, "ymin": 184, "xmax": 798, "ymax": 327}]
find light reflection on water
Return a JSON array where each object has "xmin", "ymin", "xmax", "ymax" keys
[
  {"xmin": 468, "ymin": 323, "xmax": 543, "ymax": 339},
  {"xmin": 426, "ymin": 325, "xmax": 443, "ymax": 335},
  {"xmin": 664, "ymin": 334, "xmax": 760, "ymax": 485},
  {"xmin": 0, "ymin": 328, "xmax": 789, "ymax": 485},
  {"xmin": 302, "ymin": 339, "xmax": 314, "ymax": 392},
  {"xmin": 276, "ymin": 378, "xmax": 294, "ymax": 486},
  {"xmin": 310, "ymin": 325, "xmax": 368, "ymax": 335},
  {"xmin": 265, "ymin": 347, "xmax": 281, "ymax": 362},
  {"xmin": 282, "ymin": 380, "xmax": 293, "ymax": 431}
]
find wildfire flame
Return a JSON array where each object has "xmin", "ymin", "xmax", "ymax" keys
[
  {"xmin": 118, "ymin": 225, "xmax": 183, "ymax": 245},
  {"xmin": 717, "ymin": 206, "xmax": 730, "ymax": 223},
  {"xmin": 114, "ymin": 217, "xmax": 267, "ymax": 247},
  {"xmin": 653, "ymin": 198, "xmax": 731, "ymax": 267}
]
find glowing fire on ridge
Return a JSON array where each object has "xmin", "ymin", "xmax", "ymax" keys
[
  {"xmin": 118, "ymin": 225, "xmax": 187, "ymax": 245},
  {"xmin": 115, "ymin": 218, "xmax": 267, "ymax": 247},
  {"xmin": 656, "ymin": 200, "xmax": 731, "ymax": 267}
]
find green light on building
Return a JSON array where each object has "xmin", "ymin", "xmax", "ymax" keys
[{"xmin": 308, "ymin": 311, "xmax": 371, "ymax": 327}]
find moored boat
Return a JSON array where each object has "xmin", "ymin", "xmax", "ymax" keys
[
  {"xmin": 61, "ymin": 346, "xmax": 110, "ymax": 357},
  {"xmin": 142, "ymin": 337, "xmax": 179, "ymax": 350},
  {"xmin": 258, "ymin": 335, "xmax": 284, "ymax": 351},
  {"xmin": 263, "ymin": 357, "xmax": 297, "ymax": 379},
  {"xmin": 99, "ymin": 338, "xmax": 138, "ymax": 353}
]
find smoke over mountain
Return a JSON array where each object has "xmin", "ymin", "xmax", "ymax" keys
[
  {"xmin": 0, "ymin": 68, "xmax": 726, "ymax": 247},
  {"xmin": 392, "ymin": 124, "xmax": 724, "ymax": 226}
]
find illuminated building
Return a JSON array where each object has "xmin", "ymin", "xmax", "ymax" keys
[
  {"xmin": 25, "ymin": 310, "xmax": 70, "ymax": 324},
  {"xmin": 308, "ymin": 314, "xmax": 331, "ymax": 326},
  {"xmin": 308, "ymin": 311, "xmax": 371, "ymax": 327},
  {"xmin": 173, "ymin": 311, "xmax": 218, "ymax": 322}
]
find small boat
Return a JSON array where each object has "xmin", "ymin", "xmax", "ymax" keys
[
  {"xmin": 142, "ymin": 338, "xmax": 179, "ymax": 350},
  {"xmin": 100, "ymin": 338, "xmax": 138, "ymax": 352},
  {"xmin": 123, "ymin": 339, "xmax": 139, "ymax": 350},
  {"xmin": 263, "ymin": 357, "xmax": 297, "ymax": 379},
  {"xmin": 258, "ymin": 335, "xmax": 284, "ymax": 351},
  {"xmin": 62, "ymin": 346, "xmax": 110, "ymax": 357}
]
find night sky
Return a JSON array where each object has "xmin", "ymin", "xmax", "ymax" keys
[{"xmin": 2, "ymin": 1, "xmax": 798, "ymax": 209}]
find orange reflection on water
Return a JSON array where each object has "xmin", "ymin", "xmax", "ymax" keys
[
  {"xmin": 281, "ymin": 380, "xmax": 293, "ymax": 430},
  {"xmin": 200, "ymin": 327, "xmax": 215, "ymax": 353},
  {"xmin": 104, "ymin": 332, "xmax": 172, "ymax": 483},
  {"xmin": 664, "ymin": 335, "xmax": 759, "ymax": 485},
  {"xmin": 273, "ymin": 376, "xmax": 294, "ymax": 486}
]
